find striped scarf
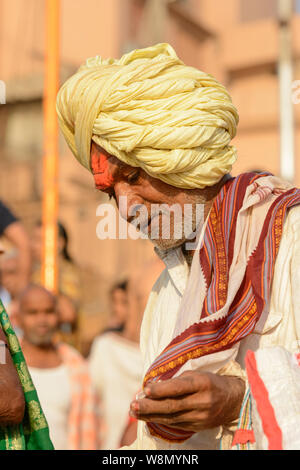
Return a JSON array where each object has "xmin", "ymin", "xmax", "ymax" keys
[{"xmin": 143, "ymin": 172, "xmax": 300, "ymax": 443}]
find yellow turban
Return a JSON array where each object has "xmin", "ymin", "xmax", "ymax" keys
[{"xmin": 56, "ymin": 43, "xmax": 239, "ymax": 189}]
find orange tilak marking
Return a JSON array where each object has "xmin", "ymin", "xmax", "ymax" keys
[{"xmin": 91, "ymin": 150, "xmax": 115, "ymax": 190}]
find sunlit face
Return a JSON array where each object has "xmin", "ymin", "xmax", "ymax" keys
[
  {"xmin": 111, "ymin": 287, "xmax": 128, "ymax": 327},
  {"xmin": 18, "ymin": 287, "xmax": 58, "ymax": 346},
  {"xmin": 90, "ymin": 142, "xmax": 207, "ymax": 250},
  {"xmin": 57, "ymin": 294, "xmax": 77, "ymax": 333}
]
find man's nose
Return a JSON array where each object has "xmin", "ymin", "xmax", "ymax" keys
[
  {"xmin": 36, "ymin": 312, "xmax": 49, "ymax": 322},
  {"xmin": 114, "ymin": 183, "xmax": 143, "ymax": 222}
]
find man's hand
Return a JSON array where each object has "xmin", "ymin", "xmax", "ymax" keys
[
  {"xmin": 129, "ymin": 371, "xmax": 245, "ymax": 432},
  {"xmin": 0, "ymin": 328, "xmax": 25, "ymax": 425}
]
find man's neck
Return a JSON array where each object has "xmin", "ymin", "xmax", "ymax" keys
[
  {"xmin": 21, "ymin": 337, "xmax": 62, "ymax": 369},
  {"xmin": 182, "ymin": 244, "xmax": 194, "ymax": 266}
]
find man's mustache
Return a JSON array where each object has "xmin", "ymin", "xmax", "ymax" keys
[{"xmin": 128, "ymin": 204, "xmax": 176, "ymax": 232}]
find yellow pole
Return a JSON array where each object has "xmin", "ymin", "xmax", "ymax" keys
[{"xmin": 42, "ymin": 0, "xmax": 60, "ymax": 293}]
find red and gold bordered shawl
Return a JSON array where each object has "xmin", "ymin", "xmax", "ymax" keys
[{"xmin": 142, "ymin": 172, "xmax": 300, "ymax": 443}]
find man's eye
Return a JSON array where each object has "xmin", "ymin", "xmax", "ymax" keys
[
  {"xmin": 127, "ymin": 171, "xmax": 140, "ymax": 184},
  {"xmin": 108, "ymin": 190, "xmax": 116, "ymax": 201}
]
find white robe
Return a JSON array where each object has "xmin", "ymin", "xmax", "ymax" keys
[{"xmin": 89, "ymin": 332, "xmax": 143, "ymax": 449}]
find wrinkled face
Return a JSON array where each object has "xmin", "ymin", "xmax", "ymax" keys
[
  {"xmin": 19, "ymin": 288, "xmax": 58, "ymax": 346},
  {"xmin": 90, "ymin": 142, "xmax": 206, "ymax": 250}
]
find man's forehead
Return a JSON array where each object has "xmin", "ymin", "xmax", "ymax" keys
[
  {"xmin": 21, "ymin": 288, "xmax": 56, "ymax": 306},
  {"xmin": 90, "ymin": 146, "xmax": 117, "ymax": 190},
  {"xmin": 90, "ymin": 143, "xmax": 133, "ymax": 190}
]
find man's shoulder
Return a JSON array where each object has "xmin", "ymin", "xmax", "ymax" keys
[
  {"xmin": 89, "ymin": 331, "xmax": 122, "ymax": 356},
  {"xmin": 0, "ymin": 200, "xmax": 18, "ymax": 235},
  {"xmin": 276, "ymin": 205, "xmax": 300, "ymax": 261},
  {"xmin": 57, "ymin": 342, "xmax": 86, "ymax": 366},
  {"xmin": 287, "ymin": 203, "xmax": 300, "ymax": 219},
  {"xmin": 284, "ymin": 204, "xmax": 300, "ymax": 235}
]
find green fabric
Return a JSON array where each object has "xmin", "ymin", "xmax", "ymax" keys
[{"xmin": 0, "ymin": 299, "xmax": 54, "ymax": 450}]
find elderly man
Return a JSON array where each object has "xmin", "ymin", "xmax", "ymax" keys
[{"xmin": 56, "ymin": 44, "xmax": 300, "ymax": 450}]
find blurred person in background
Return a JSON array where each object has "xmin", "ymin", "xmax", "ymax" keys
[
  {"xmin": 31, "ymin": 221, "xmax": 81, "ymax": 305},
  {"xmin": 31, "ymin": 221, "xmax": 82, "ymax": 350},
  {"xmin": 102, "ymin": 280, "xmax": 128, "ymax": 334},
  {"xmin": 0, "ymin": 201, "xmax": 31, "ymax": 304},
  {"xmin": 88, "ymin": 278, "xmax": 141, "ymax": 449},
  {"xmin": 56, "ymin": 292, "xmax": 79, "ymax": 348},
  {"xmin": 0, "ymin": 252, "xmax": 21, "ymax": 322},
  {"xmin": 17, "ymin": 283, "xmax": 101, "ymax": 450},
  {"xmin": 123, "ymin": 257, "xmax": 165, "ymax": 346},
  {"xmin": 0, "ymin": 252, "xmax": 27, "ymax": 336},
  {"xmin": 119, "ymin": 257, "xmax": 165, "ymax": 447},
  {"xmin": 89, "ymin": 257, "xmax": 164, "ymax": 449}
]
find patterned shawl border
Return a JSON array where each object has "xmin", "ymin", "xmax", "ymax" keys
[{"xmin": 147, "ymin": 422, "xmax": 193, "ymax": 443}]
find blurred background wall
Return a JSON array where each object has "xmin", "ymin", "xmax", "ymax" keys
[{"xmin": 1, "ymin": 0, "xmax": 300, "ymax": 349}]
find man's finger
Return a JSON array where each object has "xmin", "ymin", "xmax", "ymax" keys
[
  {"xmin": 131, "ymin": 409, "xmax": 207, "ymax": 431},
  {"xmin": 131, "ymin": 395, "xmax": 196, "ymax": 416},
  {"xmin": 144, "ymin": 372, "xmax": 208, "ymax": 399}
]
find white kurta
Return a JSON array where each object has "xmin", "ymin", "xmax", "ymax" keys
[
  {"xmin": 128, "ymin": 205, "xmax": 300, "ymax": 450},
  {"xmin": 29, "ymin": 365, "xmax": 71, "ymax": 450},
  {"xmin": 89, "ymin": 332, "xmax": 143, "ymax": 449}
]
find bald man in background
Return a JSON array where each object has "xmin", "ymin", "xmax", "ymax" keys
[{"xmin": 17, "ymin": 284, "xmax": 100, "ymax": 450}]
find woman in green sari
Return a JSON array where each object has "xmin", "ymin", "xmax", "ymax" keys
[{"xmin": 0, "ymin": 298, "xmax": 54, "ymax": 450}]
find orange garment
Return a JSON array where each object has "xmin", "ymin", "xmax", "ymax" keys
[{"xmin": 57, "ymin": 343, "xmax": 101, "ymax": 450}]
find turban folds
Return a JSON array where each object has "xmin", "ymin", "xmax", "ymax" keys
[{"xmin": 56, "ymin": 43, "xmax": 239, "ymax": 189}]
